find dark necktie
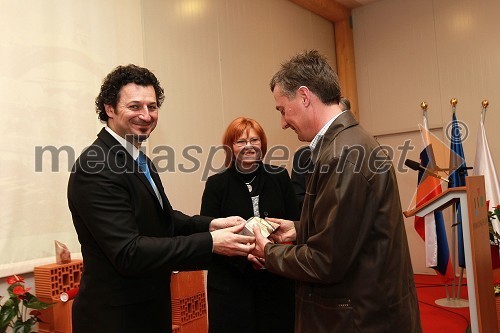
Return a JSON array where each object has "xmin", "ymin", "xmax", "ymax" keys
[{"xmin": 137, "ymin": 151, "xmax": 163, "ymax": 207}]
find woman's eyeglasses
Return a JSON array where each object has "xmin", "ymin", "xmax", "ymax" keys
[{"xmin": 234, "ymin": 138, "xmax": 261, "ymax": 147}]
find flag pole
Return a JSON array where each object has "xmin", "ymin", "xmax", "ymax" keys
[
  {"xmin": 483, "ymin": 100, "xmax": 500, "ymax": 261},
  {"xmin": 448, "ymin": 98, "xmax": 468, "ymax": 307},
  {"xmin": 478, "ymin": 99, "xmax": 500, "ymax": 233},
  {"xmin": 450, "ymin": 98, "xmax": 458, "ymax": 301},
  {"xmin": 421, "ymin": 101, "xmax": 431, "ymax": 145},
  {"xmin": 458, "ymin": 101, "xmax": 489, "ymax": 299},
  {"xmin": 455, "ymin": 99, "xmax": 478, "ymax": 300},
  {"xmin": 421, "ymin": 101, "xmax": 450, "ymax": 301}
]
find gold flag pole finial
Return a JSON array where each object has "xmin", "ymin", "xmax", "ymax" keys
[
  {"xmin": 450, "ymin": 98, "xmax": 457, "ymax": 113},
  {"xmin": 481, "ymin": 100, "xmax": 489, "ymax": 121},
  {"xmin": 420, "ymin": 101, "xmax": 431, "ymax": 149}
]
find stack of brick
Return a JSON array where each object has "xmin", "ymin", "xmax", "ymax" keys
[
  {"xmin": 34, "ymin": 260, "xmax": 83, "ymax": 333},
  {"xmin": 170, "ymin": 271, "xmax": 208, "ymax": 333},
  {"xmin": 34, "ymin": 262, "xmax": 208, "ymax": 333}
]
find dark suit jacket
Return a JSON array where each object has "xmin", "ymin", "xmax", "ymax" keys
[
  {"xmin": 200, "ymin": 164, "xmax": 299, "ymax": 333},
  {"xmin": 67, "ymin": 128, "xmax": 213, "ymax": 333}
]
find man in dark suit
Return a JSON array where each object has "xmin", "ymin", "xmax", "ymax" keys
[{"xmin": 67, "ymin": 64, "xmax": 255, "ymax": 333}]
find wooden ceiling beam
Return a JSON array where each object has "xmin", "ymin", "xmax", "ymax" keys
[
  {"xmin": 289, "ymin": 0, "xmax": 359, "ymax": 119},
  {"xmin": 288, "ymin": 0, "xmax": 351, "ymax": 22},
  {"xmin": 334, "ymin": 18, "xmax": 358, "ymax": 119}
]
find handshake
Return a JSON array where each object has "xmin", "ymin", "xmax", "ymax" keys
[{"xmin": 209, "ymin": 216, "xmax": 296, "ymax": 260}]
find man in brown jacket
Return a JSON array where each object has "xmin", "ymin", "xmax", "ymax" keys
[{"xmin": 251, "ymin": 50, "xmax": 422, "ymax": 333}]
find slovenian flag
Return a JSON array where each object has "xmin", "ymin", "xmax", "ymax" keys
[{"xmin": 414, "ymin": 118, "xmax": 454, "ymax": 282}]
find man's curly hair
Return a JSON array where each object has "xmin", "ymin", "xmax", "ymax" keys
[{"xmin": 95, "ymin": 64, "xmax": 165, "ymax": 123}]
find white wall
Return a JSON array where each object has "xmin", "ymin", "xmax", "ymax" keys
[{"xmin": 353, "ymin": 0, "xmax": 500, "ymax": 274}]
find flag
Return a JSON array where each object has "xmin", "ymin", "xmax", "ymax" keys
[
  {"xmin": 414, "ymin": 115, "xmax": 454, "ymax": 282},
  {"xmin": 448, "ymin": 111, "xmax": 467, "ymax": 268},
  {"xmin": 473, "ymin": 106, "xmax": 500, "ymax": 238}
]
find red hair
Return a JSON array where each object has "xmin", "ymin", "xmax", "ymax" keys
[{"xmin": 222, "ymin": 117, "xmax": 268, "ymax": 167}]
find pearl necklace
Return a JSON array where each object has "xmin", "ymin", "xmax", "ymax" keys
[{"xmin": 245, "ymin": 175, "xmax": 257, "ymax": 192}]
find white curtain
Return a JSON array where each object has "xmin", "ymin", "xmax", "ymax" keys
[{"xmin": 0, "ymin": 0, "xmax": 144, "ymax": 276}]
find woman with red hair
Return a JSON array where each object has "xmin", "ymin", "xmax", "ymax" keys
[{"xmin": 201, "ymin": 117, "xmax": 299, "ymax": 333}]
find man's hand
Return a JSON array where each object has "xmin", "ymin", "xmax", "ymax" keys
[
  {"xmin": 250, "ymin": 224, "xmax": 271, "ymax": 258},
  {"xmin": 209, "ymin": 216, "xmax": 246, "ymax": 231},
  {"xmin": 247, "ymin": 253, "xmax": 266, "ymax": 270},
  {"xmin": 211, "ymin": 223, "xmax": 255, "ymax": 256},
  {"xmin": 267, "ymin": 217, "xmax": 296, "ymax": 243}
]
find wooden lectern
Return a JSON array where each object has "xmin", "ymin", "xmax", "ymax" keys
[{"xmin": 404, "ymin": 175, "xmax": 497, "ymax": 333}]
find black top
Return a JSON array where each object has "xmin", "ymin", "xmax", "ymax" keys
[{"xmin": 200, "ymin": 163, "xmax": 299, "ymax": 333}]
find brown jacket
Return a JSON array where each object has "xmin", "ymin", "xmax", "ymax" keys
[{"xmin": 265, "ymin": 111, "xmax": 422, "ymax": 333}]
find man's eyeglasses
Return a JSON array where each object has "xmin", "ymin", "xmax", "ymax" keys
[{"xmin": 234, "ymin": 138, "xmax": 261, "ymax": 147}]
